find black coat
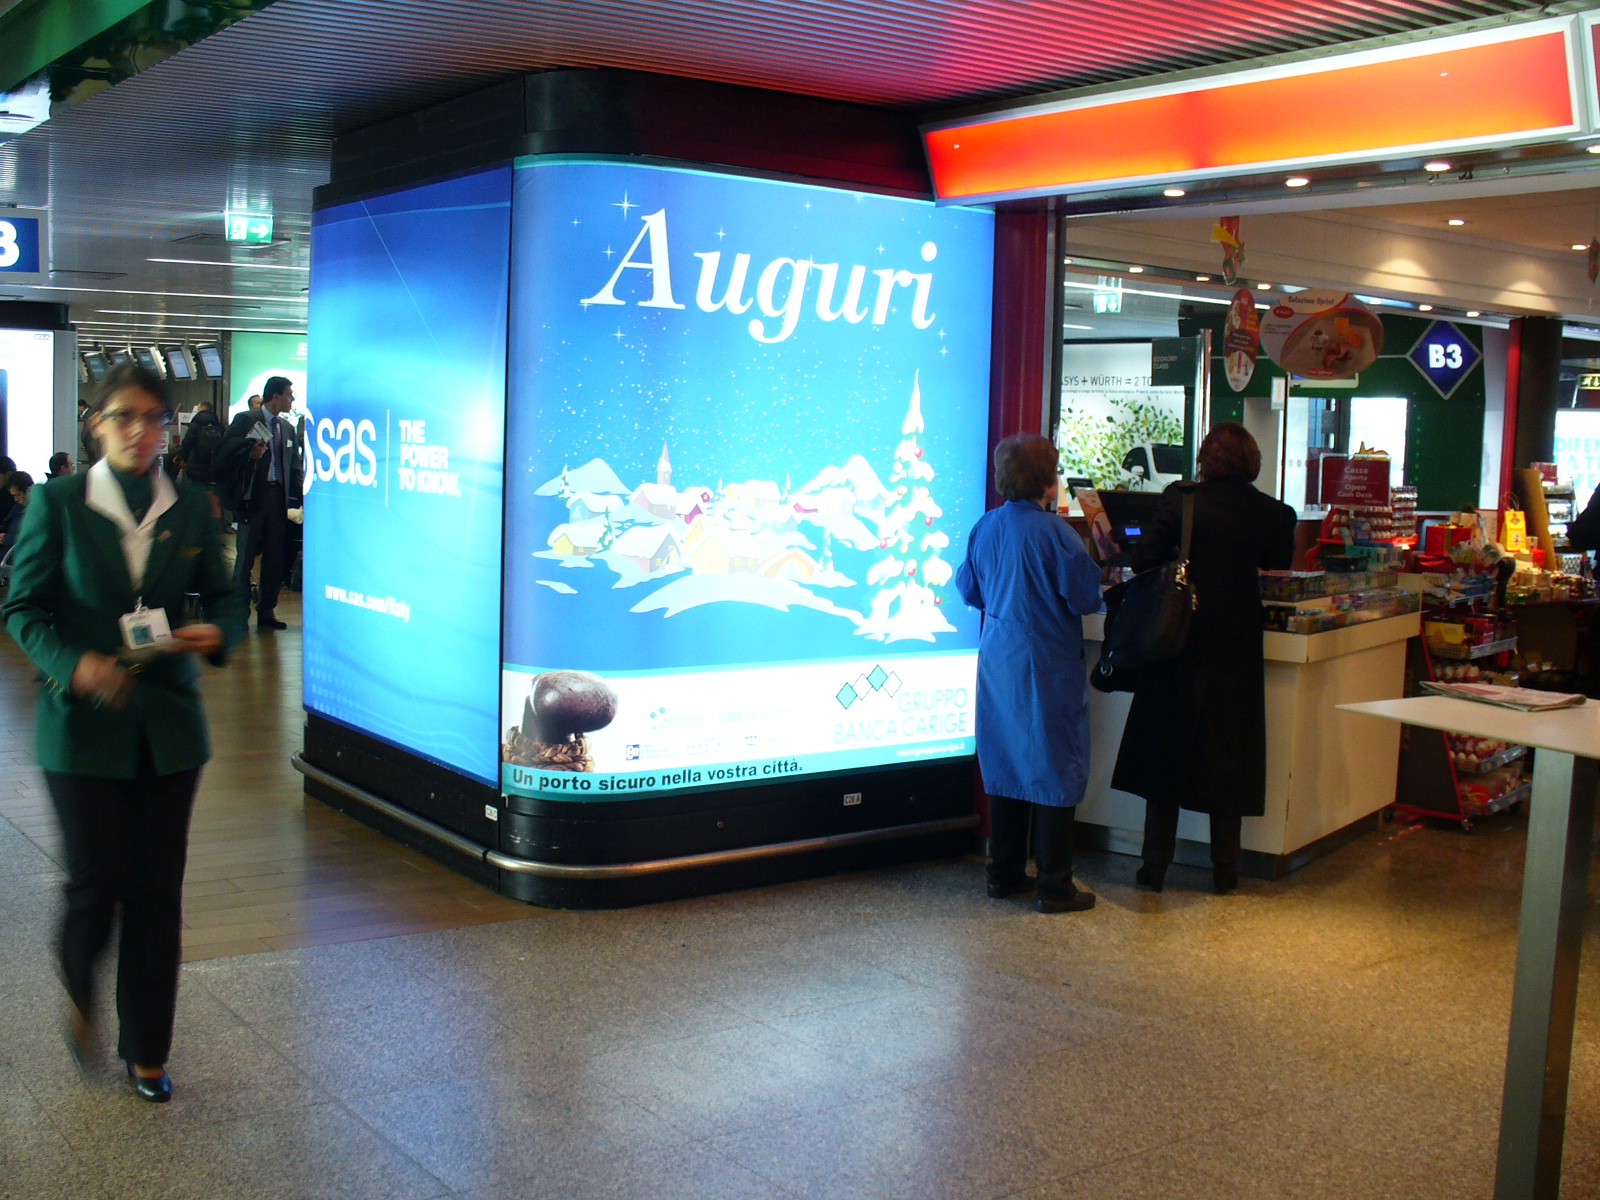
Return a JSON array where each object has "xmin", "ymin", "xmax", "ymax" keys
[
  {"xmin": 216, "ymin": 410, "xmax": 303, "ymax": 514},
  {"xmin": 1111, "ymin": 477, "xmax": 1297, "ymax": 818}
]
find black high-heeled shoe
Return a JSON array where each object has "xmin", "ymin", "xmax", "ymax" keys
[
  {"xmin": 1213, "ymin": 864, "xmax": 1239, "ymax": 895},
  {"xmin": 1135, "ymin": 863, "xmax": 1166, "ymax": 893},
  {"xmin": 126, "ymin": 1063, "xmax": 172, "ymax": 1103}
]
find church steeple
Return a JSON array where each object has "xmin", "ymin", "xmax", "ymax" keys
[{"xmin": 657, "ymin": 441, "xmax": 672, "ymax": 486}]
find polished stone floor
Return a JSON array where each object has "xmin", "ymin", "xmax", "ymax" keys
[{"xmin": 2, "ymin": 605, "xmax": 1600, "ymax": 1197}]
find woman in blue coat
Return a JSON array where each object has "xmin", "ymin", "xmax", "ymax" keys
[{"xmin": 956, "ymin": 434, "xmax": 1103, "ymax": 913}]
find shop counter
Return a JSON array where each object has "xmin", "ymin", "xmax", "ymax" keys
[{"xmin": 1077, "ymin": 610, "xmax": 1420, "ymax": 875}]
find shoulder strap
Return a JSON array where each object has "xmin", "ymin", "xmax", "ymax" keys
[{"xmin": 1179, "ymin": 489, "xmax": 1195, "ymax": 564}]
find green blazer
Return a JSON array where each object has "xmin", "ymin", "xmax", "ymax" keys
[{"xmin": 3, "ymin": 467, "xmax": 248, "ymax": 778}]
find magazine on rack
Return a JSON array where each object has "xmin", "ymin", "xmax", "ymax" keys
[{"xmin": 1419, "ymin": 682, "xmax": 1587, "ymax": 711}]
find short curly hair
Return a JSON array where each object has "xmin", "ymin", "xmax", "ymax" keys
[
  {"xmin": 994, "ymin": 433, "xmax": 1060, "ymax": 501},
  {"xmin": 1198, "ymin": 422, "xmax": 1261, "ymax": 482}
]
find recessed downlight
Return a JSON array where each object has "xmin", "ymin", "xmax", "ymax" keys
[
  {"xmin": 1574, "ymin": 243, "xmax": 1590, "ymax": 251},
  {"xmin": 1128, "ymin": 266, "xmax": 1145, "ymax": 273},
  {"xmin": 1466, "ymin": 310, "xmax": 1481, "ymax": 317},
  {"xmin": 1419, "ymin": 304, "xmax": 1434, "ymax": 312},
  {"xmin": 1163, "ymin": 187, "xmax": 1186, "ymax": 198},
  {"xmin": 1424, "ymin": 160, "xmax": 1452, "ymax": 173},
  {"xmin": 1256, "ymin": 282, "xmax": 1272, "ymax": 290},
  {"xmin": 1588, "ymin": 144, "xmax": 1600, "ymax": 154},
  {"xmin": 1284, "ymin": 176, "xmax": 1310, "ymax": 188},
  {"xmin": 1447, "ymin": 218, "xmax": 1466, "ymax": 226},
  {"xmin": 1195, "ymin": 275, "xmax": 1211, "ymax": 282}
]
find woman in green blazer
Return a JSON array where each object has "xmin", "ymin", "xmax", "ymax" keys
[{"xmin": 3, "ymin": 363, "xmax": 246, "ymax": 1101}]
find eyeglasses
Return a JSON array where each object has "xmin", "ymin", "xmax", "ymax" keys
[{"xmin": 98, "ymin": 409, "xmax": 172, "ymax": 431}]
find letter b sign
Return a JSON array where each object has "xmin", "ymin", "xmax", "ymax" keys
[{"xmin": 1428, "ymin": 344, "xmax": 1464, "ymax": 370}]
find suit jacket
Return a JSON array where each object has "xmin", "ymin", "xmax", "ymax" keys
[
  {"xmin": 2, "ymin": 465, "xmax": 248, "ymax": 777},
  {"xmin": 218, "ymin": 409, "xmax": 304, "ymax": 513}
]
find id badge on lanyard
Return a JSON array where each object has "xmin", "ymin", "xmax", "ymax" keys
[{"xmin": 118, "ymin": 599, "xmax": 172, "ymax": 653}]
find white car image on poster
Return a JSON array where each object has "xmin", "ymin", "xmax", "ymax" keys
[
  {"xmin": 1258, "ymin": 290, "xmax": 1383, "ymax": 380},
  {"xmin": 499, "ymin": 159, "xmax": 994, "ymax": 801}
]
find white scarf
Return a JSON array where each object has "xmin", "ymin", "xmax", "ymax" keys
[{"xmin": 84, "ymin": 458, "xmax": 178, "ymax": 591}]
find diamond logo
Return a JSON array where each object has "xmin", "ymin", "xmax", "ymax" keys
[
  {"xmin": 836, "ymin": 684, "xmax": 859, "ymax": 710},
  {"xmin": 883, "ymin": 672, "xmax": 903, "ymax": 697},
  {"xmin": 868, "ymin": 665, "xmax": 888, "ymax": 690}
]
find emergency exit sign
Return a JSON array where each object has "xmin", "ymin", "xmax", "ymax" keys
[
  {"xmin": 1408, "ymin": 321, "xmax": 1481, "ymax": 398},
  {"xmin": 224, "ymin": 209, "xmax": 273, "ymax": 243}
]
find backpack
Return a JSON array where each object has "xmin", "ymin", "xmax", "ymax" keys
[{"xmin": 184, "ymin": 414, "xmax": 224, "ymax": 483}]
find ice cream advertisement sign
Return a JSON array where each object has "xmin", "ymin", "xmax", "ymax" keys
[
  {"xmin": 1259, "ymin": 291, "xmax": 1382, "ymax": 380},
  {"xmin": 500, "ymin": 160, "xmax": 993, "ymax": 800}
]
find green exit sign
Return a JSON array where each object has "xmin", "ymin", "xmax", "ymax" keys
[{"xmin": 224, "ymin": 210, "xmax": 273, "ymax": 243}]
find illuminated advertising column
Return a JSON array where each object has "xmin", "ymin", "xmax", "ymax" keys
[
  {"xmin": 304, "ymin": 167, "xmax": 510, "ymax": 786},
  {"xmin": 500, "ymin": 160, "xmax": 993, "ymax": 803}
]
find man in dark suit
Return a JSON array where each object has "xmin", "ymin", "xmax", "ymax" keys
[{"xmin": 218, "ymin": 376, "xmax": 302, "ymax": 631}]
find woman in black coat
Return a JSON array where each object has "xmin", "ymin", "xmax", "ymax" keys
[{"xmin": 1111, "ymin": 423, "xmax": 1296, "ymax": 894}]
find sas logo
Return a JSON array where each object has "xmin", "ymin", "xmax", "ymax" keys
[{"xmin": 308, "ymin": 415, "xmax": 378, "ymax": 489}]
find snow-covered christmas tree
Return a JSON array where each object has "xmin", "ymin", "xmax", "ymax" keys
[{"xmin": 856, "ymin": 372, "xmax": 958, "ymax": 643}]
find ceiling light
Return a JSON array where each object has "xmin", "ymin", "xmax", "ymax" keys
[
  {"xmin": 147, "ymin": 256, "xmax": 308, "ymax": 271},
  {"xmin": 1128, "ymin": 266, "xmax": 1145, "ymax": 273},
  {"xmin": 98, "ymin": 307, "xmax": 261, "ymax": 316},
  {"xmin": 1447, "ymin": 219, "xmax": 1466, "ymax": 226},
  {"xmin": 1163, "ymin": 188, "xmax": 1186, "ymax": 198},
  {"xmin": 1256, "ymin": 282, "xmax": 1272, "ymax": 290},
  {"xmin": 1062, "ymin": 323, "xmax": 1094, "ymax": 330},
  {"xmin": 1424, "ymin": 160, "xmax": 1451, "ymax": 173},
  {"xmin": 1466, "ymin": 310, "xmax": 1481, "ymax": 317},
  {"xmin": 1575, "ymin": 244, "xmax": 1590, "ymax": 251},
  {"xmin": 1284, "ymin": 176, "xmax": 1310, "ymax": 188},
  {"xmin": 1061, "ymin": 281, "xmax": 1231, "ymax": 307},
  {"xmin": 1589, "ymin": 144, "xmax": 1600, "ymax": 154},
  {"xmin": 1195, "ymin": 275, "xmax": 1211, "ymax": 281},
  {"xmin": 1419, "ymin": 304, "xmax": 1434, "ymax": 311},
  {"xmin": 17, "ymin": 284, "xmax": 302, "ymax": 302},
  {"xmin": 1063, "ymin": 257, "xmax": 1073, "ymax": 264}
]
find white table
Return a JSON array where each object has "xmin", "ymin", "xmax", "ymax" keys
[{"xmin": 1340, "ymin": 696, "xmax": 1600, "ymax": 1200}]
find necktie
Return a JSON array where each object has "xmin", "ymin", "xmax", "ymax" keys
[{"xmin": 269, "ymin": 418, "xmax": 283, "ymax": 484}]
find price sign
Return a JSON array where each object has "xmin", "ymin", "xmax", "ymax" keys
[
  {"xmin": 0, "ymin": 208, "xmax": 46, "ymax": 281},
  {"xmin": 1407, "ymin": 320, "xmax": 1481, "ymax": 398}
]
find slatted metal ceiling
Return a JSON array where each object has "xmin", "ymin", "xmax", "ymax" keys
[{"xmin": 0, "ymin": 0, "xmax": 1547, "ymax": 348}]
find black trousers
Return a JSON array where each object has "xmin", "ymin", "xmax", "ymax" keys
[
  {"xmin": 236, "ymin": 484, "xmax": 287, "ymax": 618},
  {"xmin": 1141, "ymin": 795, "xmax": 1243, "ymax": 868},
  {"xmin": 45, "ymin": 747, "xmax": 200, "ymax": 1068},
  {"xmin": 987, "ymin": 794, "xmax": 1076, "ymax": 897}
]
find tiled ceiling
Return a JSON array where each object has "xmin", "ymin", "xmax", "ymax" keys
[{"xmin": 0, "ymin": 0, "xmax": 1547, "ymax": 349}]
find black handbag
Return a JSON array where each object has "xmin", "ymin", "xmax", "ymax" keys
[{"xmin": 1094, "ymin": 487, "xmax": 1196, "ymax": 681}]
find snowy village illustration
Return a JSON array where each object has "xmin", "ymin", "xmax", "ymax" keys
[{"xmin": 530, "ymin": 374, "xmax": 962, "ymax": 644}]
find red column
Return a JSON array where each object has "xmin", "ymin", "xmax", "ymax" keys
[{"xmin": 986, "ymin": 205, "xmax": 1057, "ymax": 509}]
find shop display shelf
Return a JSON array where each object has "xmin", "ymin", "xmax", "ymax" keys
[
  {"xmin": 1456, "ymin": 744, "xmax": 1528, "ymax": 774},
  {"xmin": 1427, "ymin": 637, "xmax": 1518, "ymax": 660},
  {"xmin": 1457, "ymin": 780, "xmax": 1532, "ymax": 822}
]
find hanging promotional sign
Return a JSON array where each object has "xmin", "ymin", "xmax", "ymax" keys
[
  {"xmin": 1259, "ymin": 291, "xmax": 1382, "ymax": 380},
  {"xmin": 1211, "ymin": 215, "xmax": 1244, "ymax": 285},
  {"xmin": 1222, "ymin": 288, "xmax": 1261, "ymax": 392}
]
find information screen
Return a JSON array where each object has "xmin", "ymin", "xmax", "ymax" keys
[
  {"xmin": 500, "ymin": 160, "xmax": 993, "ymax": 800},
  {"xmin": 304, "ymin": 167, "xmax": 511, "ymax": 783},
  {"xmin": 0, "ymin": 327, "xmax": 56, "ymax": 477}
]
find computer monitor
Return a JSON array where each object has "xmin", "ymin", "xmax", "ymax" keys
[
  {"xmin": 1096, "ymin": 490, "xmax": 1166, "ymax": 558},
  {"xmin": 109, "ymin": 348, "xmax": 133, "ymax": 367},
  {"xmin": 163, "ymin": 345, "xmax": 193, "ymax": 380},
  {"xmin": 194, "ymin": 343, "xmax": 223, "ymax": 378},
  {"xmin": 133, "ymin": 346, "xmax": 163, "ymax": 376}
]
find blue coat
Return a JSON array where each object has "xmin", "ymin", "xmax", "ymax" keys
[{"xmin": 955, "ymin": 500, "xmax": 1102, "ymax": 807}]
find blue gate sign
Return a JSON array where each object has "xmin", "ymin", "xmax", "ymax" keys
[
  {"xmin": 1408, "ymin": 320, "xmax": 1482, "ymax": 398},
  {"xmin": 0, "ymin": 210, "xmax": 43, "ymax": 277}
]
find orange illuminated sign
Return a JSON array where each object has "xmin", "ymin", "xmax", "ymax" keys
[{"xmin": 924, "ymin": 21, "xmax": 1583, "ymax": 202}]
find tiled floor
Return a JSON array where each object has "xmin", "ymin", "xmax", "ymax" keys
[{"xmin": 2, "ymin": 598, "xmax": 1600, "ymax": 1198}]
